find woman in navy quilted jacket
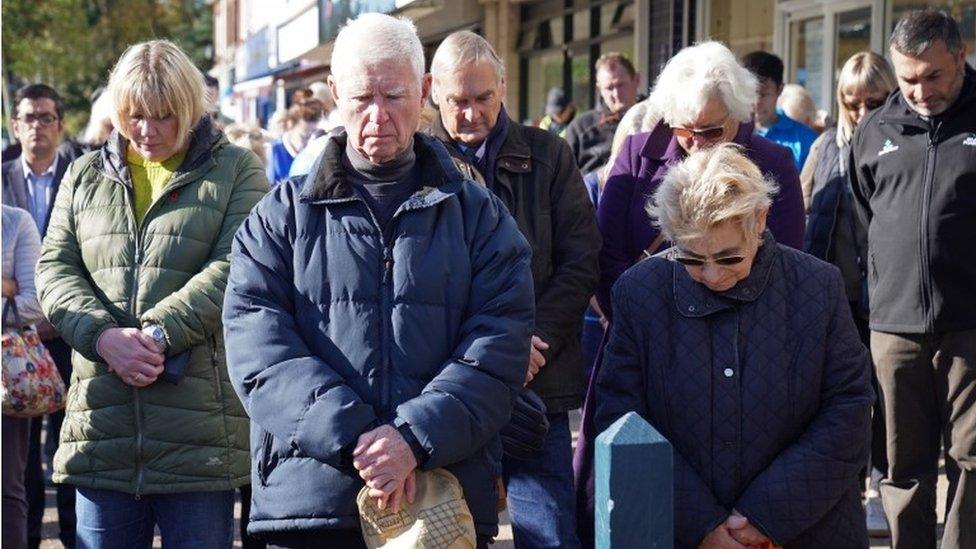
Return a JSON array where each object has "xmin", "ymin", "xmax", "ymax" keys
[{"xmin": 595, "ymin": 143, "xmax": 873, "ymax": 548}]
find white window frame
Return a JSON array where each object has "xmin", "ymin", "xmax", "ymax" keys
[
  {"xmin": 696, "ymin": 0, "xmax": 886, "ymax": 114},
  {"xmin": 777, "ymin": 0, "xmax": 884, "ymax": 113}
]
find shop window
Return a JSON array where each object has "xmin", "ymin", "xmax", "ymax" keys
[
  {"xmin": 601, "ymin": 2, "xmax": 634, "ymax": 34},
  {"xmin": 519, "ymin": 1, "xmax": 636, "ymax": 121},
  {"xmin": 574, "ymin": 9, "xmax": 591, "ymax": 42},
  {"xmin": 836, "ymin": 7, "xmax": 872, "ymax": 70},
  {"xmin": 526, "ymin": 51, "xmax": 566, "ymax": 122},
  {"xmin": 600, "ymin": 34, "xmax": 635, "ymax": 65},
  {"xmin": 572, "ymin": 52, "xmax": 593, "ymax": 112},
  {"xmin": 707, "ymin": 0, "xmax": 774, "ymax": 55},
  {"xmin": 789, "ymin": 17, "xmax": 826, "ymax": 110}
]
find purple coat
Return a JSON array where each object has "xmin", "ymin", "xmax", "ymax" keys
[{"xmin": 596, "ymin": 121, "xmax": 805, "ymax": 315}]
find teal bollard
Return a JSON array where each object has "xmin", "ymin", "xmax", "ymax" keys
[{"xmin": 595, "ymin": 411, "xmax": 673, "ymax": 548}]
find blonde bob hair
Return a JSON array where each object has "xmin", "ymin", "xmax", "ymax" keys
[
  {"xmin": 648, "ymin": 143, "xmax": 778, "ymax": 244},
  {"xmin": 836, "ymin": 51, "xmax": 896, "ymax": 146},
  {"xmin": 108, "ymin": 40, "xmax": 205, "ymax": 149}
]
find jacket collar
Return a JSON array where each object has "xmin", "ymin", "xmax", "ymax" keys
[
  {"xmin": 427, "ymin": 107, "xmax": 532, "ymax": 175},
  {"xmin": 673, "ymin": 230, "xmax": 779, "ymax": 317},
  {"xmin": 299, "ymin": 130, "xmax": 466, "ymax": 206},
  {"xmin": 99, "ymin": 116, "xmax": 225, "ymax": 185},
  {"xmin": 881, "ymin": 64, "xmax": 976, "ymax": 131}
]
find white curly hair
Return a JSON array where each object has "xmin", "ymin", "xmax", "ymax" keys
[{"xmin": 650, "ymin": 41, "xmax": 758, "ymax": 127}]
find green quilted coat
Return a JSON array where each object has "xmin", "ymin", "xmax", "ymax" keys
[{"xmin": 36, "ymin": 117, "xmax": 268, "ymax": 495}]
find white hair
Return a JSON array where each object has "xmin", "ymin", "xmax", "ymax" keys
[
  {"xmin": 331, "ymin": 13, "xmax": 425, "ymax": 84},
  {"xmin": 650, "ymin": 41, "xmax": 757, "ymax": 126},
  {"xmin": 777, "ymin": 83, "xmax": 816, "ymax": 126},
  {"xmin": 430, "ymin": 31, "xmax": 505, "ymax": 82}
]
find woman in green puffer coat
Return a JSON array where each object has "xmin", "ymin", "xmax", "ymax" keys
[{"xmin": 35, "ymin": 39, "xmax": 268, "ymax": 548}]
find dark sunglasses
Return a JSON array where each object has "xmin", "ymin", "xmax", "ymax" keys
[
  {"xmin": 843, "ymin": 97, "xmax": 885, "ymax": 112},
  {"xmin": 670, "ymin": 124, "xmax": 726, "ymax": 140},
  {"xmin": 673, "ymin": 255, "xmax": 746, "ymax": 267}
]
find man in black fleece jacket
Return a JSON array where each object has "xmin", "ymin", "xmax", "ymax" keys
[{"xmin": 849, "ymin": 10, "xmax": 976, "ymax": 549}]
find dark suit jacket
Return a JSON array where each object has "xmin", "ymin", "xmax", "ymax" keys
[
  {"xmin": 2, "ymin": 151, "xmax": 73, "ymax": 237},
  {"xmin": 2, "ymin": 150, "xmax": 77, "ymax": 377}
]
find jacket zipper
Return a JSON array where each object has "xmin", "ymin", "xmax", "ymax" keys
[
  {"xmin": 125, "ymin": 168, "xmax": 201, "ymax": 496},
  {"xmin": 210, "ymin": 334, "xmax": 223, "ymax": 401},
  {"xmin": 121, "ymin": 183, "xmax": 147, "ymax": 497},
  {"xmin": 380, "ymin": 246, "xmax": 394, "ymax": 411},
  {"xmin": 104, "ymin": 154, "xmax": 213, "ymax": 496},
  {"xmin": 354, "ymin": 198, "xmax": 395, "ymax": 411},
  {"xmin": 257, "ymin": 429, "xmax": 274, "ymax": 486},
  {"xmin": 920, "ymin": 123, "xmax": 940, "ymax": 332}
]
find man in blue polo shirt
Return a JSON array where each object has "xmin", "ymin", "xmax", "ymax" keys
[{"xmin": 743, "ymin": 51, "xmax": 818, "ymax": 171}]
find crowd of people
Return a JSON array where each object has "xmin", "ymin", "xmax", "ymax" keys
[{"xmin": 1, "ymin": 7, "xmax": 973, "ymax": 549}]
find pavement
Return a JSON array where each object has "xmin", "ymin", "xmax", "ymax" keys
[{"xmin": 38, "ymin": 409, "xmax": 949, "ymax": 548}]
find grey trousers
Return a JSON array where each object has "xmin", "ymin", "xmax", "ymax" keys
[
  {"xmin": 2, "ymin": 415, "xmax": 31, "ymax": 549},
  {"xmin": 871, "ymin": 329, "xmax": 976, "ymax": 549}
]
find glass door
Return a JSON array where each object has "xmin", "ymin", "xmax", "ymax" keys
[
  {"xmin": 788, "ymin": 16, "xmax": 826, "ymax": 110},
  {"xmin": 781, "ymin": 1, "xmax": 876, "ymax": 117}
]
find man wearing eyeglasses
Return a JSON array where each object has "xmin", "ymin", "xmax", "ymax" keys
[{"xmin": 1, "ymin": 83, "xmax": 77, "ymax": 549}]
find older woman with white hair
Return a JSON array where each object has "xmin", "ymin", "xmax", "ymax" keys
[
  {"xmin": 594, "ymin": 41, "xmax": 805, "ymax": 318},
  {"xmin": 596, "ymin": 143, "xmax": 873, "ymax": 548},
  {"xmin": 35, "ymin": 39, "xmax": 268, "ymax": 547}
]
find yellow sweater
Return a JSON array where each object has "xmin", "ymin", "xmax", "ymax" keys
[{"xmin": 127, "ymin": 146, "xmax": 186, "ymax": 226}]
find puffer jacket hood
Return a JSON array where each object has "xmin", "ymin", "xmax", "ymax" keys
[{"xmin": 99, "ymin": 115, "xmax": 226, "ymax": 184}]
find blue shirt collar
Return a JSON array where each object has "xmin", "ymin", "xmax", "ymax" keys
[{"xmin": 20, "ymin": 155, "xmax": 58, "ymax": 182}]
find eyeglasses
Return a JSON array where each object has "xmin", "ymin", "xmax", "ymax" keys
[
  {"xmin": 672, "ymin": 254, "xmax": 746, "ymax": 267},
  {"xmin": 16, "ymin": 113, "xmax": 59, "ymax": 127},
  {"xmin": 670, "ymin": 122, "xmax": 727, "ymax": 141},
  {"xmin": 842, "ymin": 97, "xmax": 885, "ymax": 112}
]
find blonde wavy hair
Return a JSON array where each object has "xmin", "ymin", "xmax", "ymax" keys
[
  {"xmin": 648, "ymin": 143, "xmax": 777, "ymax": 244},
  {"xmin": 108, "ymin": 40, "xmax": 204, "ymax": 150}
]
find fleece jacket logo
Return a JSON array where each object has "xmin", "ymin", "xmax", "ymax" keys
[{"xmin": 878, "ymin": 139, "xmax": 900, "ymax": 156}]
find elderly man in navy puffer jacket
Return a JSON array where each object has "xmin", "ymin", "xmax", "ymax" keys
[{"xmin": 222, "ymin": 13, "xmax": 534, "ymax": 548}]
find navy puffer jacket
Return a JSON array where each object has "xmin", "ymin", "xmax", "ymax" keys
[
  {"xmin": 223, "ymin": 133, "xmax": 534, "ymax": 537},
  {"xmin": 596, "ymin": 232, "xmax": 873, "ymax": 548}
]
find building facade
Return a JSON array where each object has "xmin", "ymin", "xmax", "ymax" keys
[{"xmin": 212, "ymin": 0, "xmax": 975, "ymax": 126}]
